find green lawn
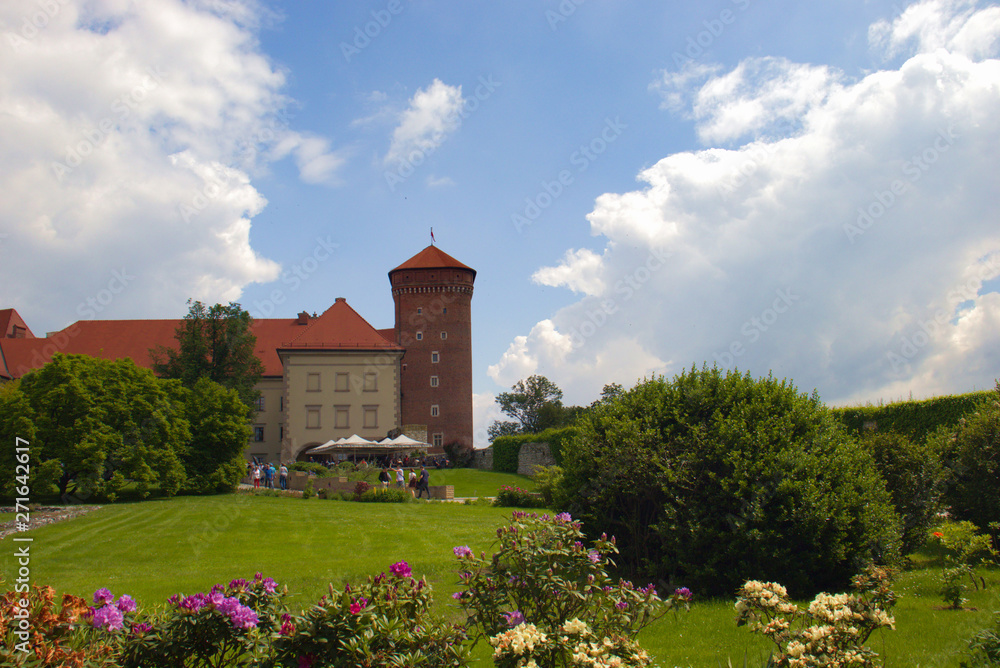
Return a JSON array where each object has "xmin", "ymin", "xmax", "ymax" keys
[
  {"xmin": 2, "ymin": 490, "xmax": 998, "ymax": 666},
  {"xmin": 425, "ymin": 467, "xmax": 535, "ymax": 497}
]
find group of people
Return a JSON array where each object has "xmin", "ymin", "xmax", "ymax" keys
[
  {"xmin": 249, "ymin": 461, "xmax": 288, "ymax": 490},
  {"xmin": 378, "ymin": 464, "xmax": 431, "ymax": 498}
]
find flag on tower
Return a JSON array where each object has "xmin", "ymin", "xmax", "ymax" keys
[{"xmin": 430, "ymin": 227, "xmax": 436, "ymax": 244}]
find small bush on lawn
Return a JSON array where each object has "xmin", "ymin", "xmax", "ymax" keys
[
  {"xmin": 736, "ymin": 566, "xmax": 897, "ymax": 668},
  {"xmin": 454, "ymin": 510, "xmax": 690, "ymax": 668},
  {"xmin": 493, "ymin": 484, "xmax": 547, "ymax": 508},
  {"xmin": 271, "ymin": 561, "xmax": 468, "ymax": 667},
  {"xmin": 532, "ymin": 465, "xmax": 563, "ymax": 507},
  {"xmin": 302, "ymin": 481, "xmax": 315, "ymax": 499},
  {"xmin": 289, "ymin": 462, "xmax": 333, "ymax": 477},
  {"xmin": 358, "ymin": 487, "xmax": 411, "ymax": 503},
  {"xmin": 963, "ymin": 612, "xmax": 1000, "ymax": 667}
]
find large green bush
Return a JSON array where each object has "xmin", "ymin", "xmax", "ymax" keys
[
  {"xmin": 936, "ymin": 383, "xmax": 1000, "ymax": 541},
  {"xmin": 558, "ymin": 366, "xmax": 902, "ymax": 598},
  {"xmin": 861, "ymin": 430, "xmax": 945, "ymax": 555}
]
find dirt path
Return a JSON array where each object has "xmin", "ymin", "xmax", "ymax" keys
[{"xmin": 0, "ymin": 506, "xmax": 101, "ymax": 541}]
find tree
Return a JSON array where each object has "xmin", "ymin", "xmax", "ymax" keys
[
  {"xmin": 17, "ymin": 354, "xmax": 187, "ymax": 500},
  {"xmin": 167, "ymin": 377, "xmax": 253, "ymax": 493},
  {"xmin": 150, "ymin": 300, "xmax": 264, "ymax": 409},
  {"xmin": 558, "ymin": 366, "xmax": 902, "ymax": 598},
  {"xmin": 493, "ymin": 375, "xmax": 565, "ymax": 435}
]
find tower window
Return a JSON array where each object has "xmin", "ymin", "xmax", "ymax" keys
[
  {"xmin": 416, "ymin": 331, "xmax": 423, "ymax": 340},
  {"xmin": 440, "ymin": 331, "xmax": 447, "ymax": 340},
  {"xmin": 430, "ymin": 375, "xmax": 439, "ymax": 387},
  {"xmin": 253, "ymin": 425, "xmax": 265, "ymax": 442},
  {"xmin": 431, "ymin": 351, "xmax": 439, "ymax": 363},
  {"xmin": 432, "ymin": 433, "xmax": 443, "ymax": 448},
  {"xmin": 431, "ymin": 404, "xmax": 439, "ymax": 417},
  {"xmin": 417, "ymin": 308, "xmax": 422, "ymax": 314}
]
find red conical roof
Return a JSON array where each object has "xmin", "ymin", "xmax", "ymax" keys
[{"xmin": 389, "ymin": 245, "xmax": 476, "ymax": 278}]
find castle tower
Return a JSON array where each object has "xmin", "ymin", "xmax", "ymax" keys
[{"xmin": 389, "ymin": 245, "xmax": 475, "ymax": 452}]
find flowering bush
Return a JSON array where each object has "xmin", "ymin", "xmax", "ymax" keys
[
  {"xmin": 270, "ymin": 561, "xmax": 468, "ymax": 667},
  {"xmin": 119, "ymin": 572, "xmax": 286, "ymax": 668},
  {"xmin": 493, "ymin": 484, "xmax": 548, "ymax": 508},
  {"xmin": 0, "ymin": 583, "xmax": 118, "ymax": 668},
  {"xmin": 930, "ymin": 521, "xmax": 997, "ymax": 608},
  {"xmin": 454, "ymin": 511, "xmax": 688, "ymax": 668},
  {"xmin": 735, "ymin": 566, "xmax": 896, "ymax": 668}
]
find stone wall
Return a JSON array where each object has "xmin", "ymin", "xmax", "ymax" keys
[
  {"xmin": 286, "ymin": 471, "xmax": 453, "ymax": 500},
  {"xmin": 517, "ymin": 442, "xmax": 555, "ymax": 476},
  {"xmin": 470, "ymin": 448, "xmax": 493, "ymax": 470}
]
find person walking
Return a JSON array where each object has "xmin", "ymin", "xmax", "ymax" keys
[
  {"xmin": 395, "ymin": 464, "xmax": 405, "ymax": 488},
  {"xmin": 408, "ymin": 469, "xmax": 417, "ymax": 497},
  {"xmin": 279, "ymin": 463, "xmax": 288, "ymax": 490},
  {"xmin": 416, "ymin": 466, "xmax": 430, "ymax": 499}
]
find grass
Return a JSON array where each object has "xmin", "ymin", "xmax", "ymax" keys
[{"xmin": 3, "ymin": 485, "xmax": 998, "ymax": 666}]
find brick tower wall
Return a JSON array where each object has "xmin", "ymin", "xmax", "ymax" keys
[{"xmin": 391, "ymin": 266, "xmax": 475, "ymax": 451}]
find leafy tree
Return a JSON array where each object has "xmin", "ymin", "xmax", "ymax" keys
[
  {"xmin": 939, "ymin": 381, "xmax": 1000, "ymax": 545},
  {"xmin": 496, "ymin": 375, "xmax": 564, "ymax": 434},
  {"xmin": 558, "ymin": 365, "xmax": 902, "ymax": 598},
  {"xmin": 487, "ymin": 420, "xmax": 521, "ymax": 442},
  {"xmin": 166, "ymin": 377, "xmax": 253, "ymax": 494},
  {"xmin": 150, "ymin": 300, "xmax": 264, "ymax": 409},
  {"xmin": 17, "ymin": 354, "xmax": 187, "ymax": 500},
  {"xmin": 0, "ymin": 381, "xmax": 61, "ymax": 498},
  {"xmin": 861, "ymin": 430, "xmax": 945, "ymax": 555}
]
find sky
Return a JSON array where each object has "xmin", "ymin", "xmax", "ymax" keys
[{"xmin": 1, "ymin": 0, "xmax": 999, "ymax": 447}]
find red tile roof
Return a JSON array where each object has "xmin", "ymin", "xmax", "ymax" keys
[
  {"xmin": 0, "ymin": 308, "xmax": 35, "ymax": 339},
  {"xmin": 389, "ymin": 245, "xmax": 476, "ymax": 277},
  {"xmin": 0, "ymin": 300, "xmax": 398, "ymax": 380}
]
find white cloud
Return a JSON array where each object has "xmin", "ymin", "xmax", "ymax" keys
[
  {"xmin": 870, "ymin": 0, "xmax": 1000, "ymax": 60},
  {"xmin": 0, "ymin": 0, "xmax": 342, "ymax": 327},
  {"xmin": 384, "ymin": 79, "xmax": 465, "ymax": 165},
  {"xmin": 493, "ymin": 0, "xmax": 1000, "ymax": 406}
]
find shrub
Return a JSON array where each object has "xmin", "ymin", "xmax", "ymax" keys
[
  {"xmin": 352, "ymin": 480, "xmax": 371, "ymax": 500},
  {"xmin": 302, "ymin": 481, "xmax": 315, "ymax": 499},
  {"xmin": 289, "ymin": 462, "xmax": 332, "ymax": 476},
  {"xmin": 937, "ymin": 382, "xmax": 1000, "ymax": 544},
  {"xmin": 833, "ymin": 390, "xmax": 993, "ymax": 441},
  {"xmin": 270, "ymin": 562, "xmax": 468, "ymax": 667},
  {"xmin": 559, "ymin": 367, "xmax": 902, "ymax": 597},
  {"xmin": 736, "ymin": 566, "xmax": 897, "ymax": 668},
  {"xmin": 493, "ymin": 484, "xmax": 547, "ymax": 508},
  {"xmin": 861, "ymin": 430, "xmax": 945, "ymax": 554},
  {"xmin": 358, "ymin": 487, "xmax": 411, "ymax": 503},
  {"xmin": 531, "ymin": 465, "xmax": 564, "ymax": 507},
  {"xmin": 454, "ymin": 511, "xmax": 689, "ymax": 668},
  {"xmin": 491, "ymin": 427, "xmax": 580, "ymax": 473},
  {"xmin": 963, "ymin": 613, "xmax": 1000, "ymax": 667}
]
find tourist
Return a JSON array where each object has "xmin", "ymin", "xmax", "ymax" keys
[
  {"xmin": 416, "ymin": 466, "xmax": 430, "ymax": 499},
  {"xmin": 378, "ymin": 467, "xmax": 390, "ymax": 491},
  {"xmin": 395, "ymin": 464, "xmax": 404, "ymax": 488},
  {"xmin": 408, "ymin": 469, "xmax": 417, "ymax": 497},
  {"xmin": 279, "ymin": 463, "xmax": 288, "ymax": 490},
  {"xmin": 253, "ymin": 464, "xmax": 261, "ymax": 489}
]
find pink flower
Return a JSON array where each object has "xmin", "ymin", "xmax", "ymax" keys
[
  {"xmin": 349, "ymin": 597, "xmax": 368, "ymax": 615},
  {"xmin": 93, "ymin": 588, "xmax": 114, "ymax": 606},
  {"xmin": 390, "ymin": 561, "xmax": 412, "ymax": 578},
  {"xmin": 298, "ymin": 654, "xmax": 315, "ymax": 668},
  {"xmin": 116, "ymin": 595, "xmax": 137, "ymax": 613},
  {"xmin": 453, "ymin": 545, "xmax": 473, "ymax": 558},
  {"xmin": 92, "ymin": 605, "xmax": 124, "ymax": 631}
]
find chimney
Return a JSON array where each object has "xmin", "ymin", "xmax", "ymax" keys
[{"xmin": 296, "ymin": 311, "xmax": 310, "ymax": 325}]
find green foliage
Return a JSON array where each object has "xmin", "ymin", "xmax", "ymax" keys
[
  {"xmin": 861, "ymin": 430, "xmax": 945, "ymax": 554},
  {"xmin": 302, "ymin": 480, "xmax": 315, "ymax": 499},
  {"xmin": 963, "ymin": 613, "xmax": 1000, "ymax": 667},
  {"xmin": 735, "ymin": 566, "xmax": 897, "ymax": 668},
  {"xmin": 942, "ymin": 566, "xmax": 970, "ymax": 609},
  {"xmin": 833, "ymin": 390, "xmax": 993, "ymax": 441},
  {"xmin": 358, "ymin": 487, "xmax": 412, "ymax": 503},
  {"xmin": 559, "ymin": 366, "xmax": 902, "ymax": 598},
  {"xmin": 150, "ymin": 300, "xmax": 264, "ymax": 410},
  {"xmin": 170, "ymin": 377, "xmax": 252, "ymax": 494},
  {"xmin": 937, "ymin": 384, "xmax": 1000, "ymax": 540},
  {"xmin": 454, "ymin": 511, "xmax": 688, "ymax": 668},
  {"xmin": 531, "ymin": 465, "xmax": 563, "ymax": 507},
  {"xmin": 492, "ymin": 484, "xmax": 547, "ymax": 508},
  {"xmin": 931, "ymin": 520, "xmax": 996, "ymax": 608},
  {"xmin": 490, "ymin": 426, "xmax": 580, "ymax": 473},
  {"xmin": 289, "ymin": 461, "xmax": 331, "ymax": 476},
  {"xmin": 17, "ymin": 354, "xmax": 188, "ymax": 500},
  {"xmin": 495, "ymin": 374, "xmax": 565, "ymax": 434},
  {"xmin": 271, "ymin": 562, "xmax": 468, "ymax": 667}
]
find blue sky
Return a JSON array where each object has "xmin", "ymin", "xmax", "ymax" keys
[{"xmin": 2, "ymin": 0, "xmax": 999, "ymax": 445}]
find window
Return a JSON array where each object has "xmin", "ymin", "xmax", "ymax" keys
[
  {"xmin": 415, "ymin": 331, "xmax": 423, "ymax": 341},
  {"xmin": 253, "ymin": 425, "xmax": 264, "ymax": 442},
  {"xmin": 335, "ymin": 372, "xmax": 350, "ymax": 392},
  {"xmin": 279, "ymin": 425, "xmax": 284, "ymax": 441},
  {"xmin": 363, "ymin": 406, "xmax": 378, "ymax": 429},
  {"xmin": 440, "ymin": 331, "xmax": 447, "ymax": 340},
  {"xmin": 279, "ymin": 396, "xmax": 284, "ymax": 412},
  {"xmin": 307, "ymin": 373, "xmax": 321, "ymax": 392},
  {"xmin": 363, "ymin": 372, "xmax": 377, "ymax": 392},
  {"xmin": 335, "ymin": 405, "xmax": 350, "ymax": 430},
  {"xmin": 306, "ymin": 407, "xmax": 321, "ymax": 429},
  {"xmin": 432, "ymin": 433, "xmax": 443, "ymax": 448},
  {"xmin": 402, "ymin": 363, "xmax": 407, "ymax": 372},
  {"xmin": 430, "ymin": 375, "xmax": 439, "ymax": 387},
  {"xmin": 254, "ymin": 396, "xmax": 265, "ymax": 411},
  {"xmin": 417, "ymin": 308, "xmax": 422, "ymax": 314},
  {"xmin": 443, "ymin": 308, "xmax": 447, "ymax": 314},
  {"xmin": 430, "ymin": 404, "xmax": 439, "ymax": 417},
  {"xmin": 431, "ymin": 351, "xmax": 439, "ymax": 363}
]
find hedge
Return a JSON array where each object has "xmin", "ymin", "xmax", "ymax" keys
[
  {"xmin": 490, "ymin": 426, "xmax": 580, "ymax": 473},
  {"xmin": 832, "ymin": 390, "xmax": 993, "ymax": 441}
]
